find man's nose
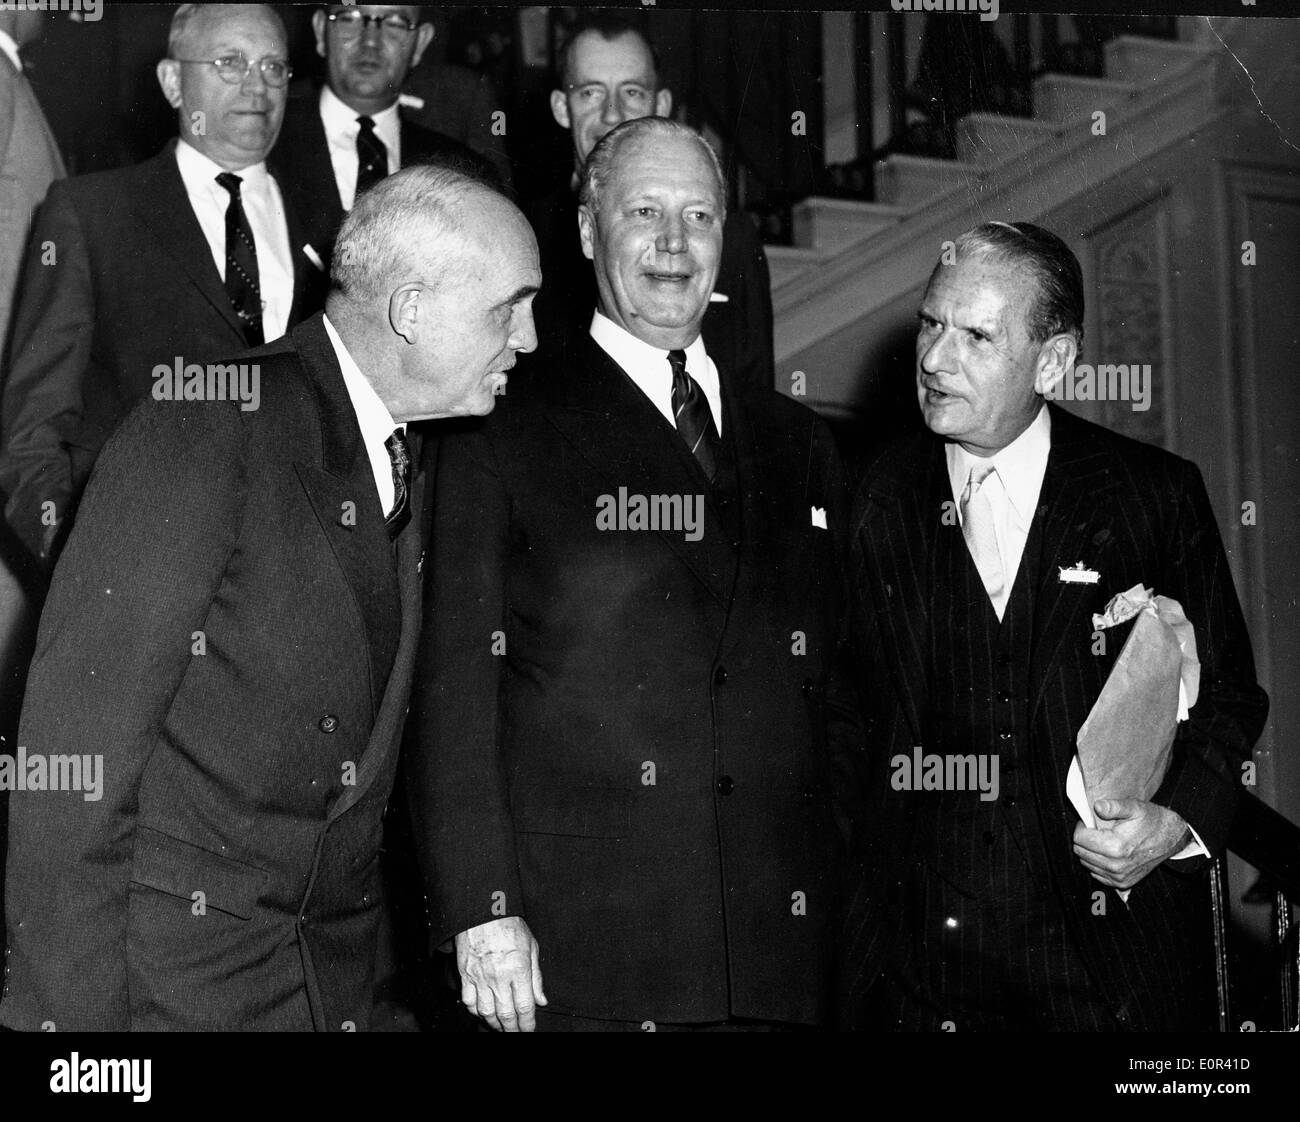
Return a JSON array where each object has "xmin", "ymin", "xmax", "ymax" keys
[
  {"xmin": 359, "ymin": 19, "xmax": 384, "ymax": 47},
  {"xmin": 511, "ymin": 306, "xmax": 538, "ymax": 354},
  {"xmin": 239, "ymin": 62, "xmax": 269, "ymax": 94},
  {"xmin": 655, "ymin": 215, "xmax": 686, "ymax": 255},
  {"xmin": 600, "ymin": 94, "xmax": 625, "ymax": 127},
  {"xmin": 919, "ymin": 328, "xmax": 952, "ymax": 374}
]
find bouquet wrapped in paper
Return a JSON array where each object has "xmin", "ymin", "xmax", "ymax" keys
[{"xmin": 1066, "ymin": 584, "xmax": 1200, "ymax": 834}]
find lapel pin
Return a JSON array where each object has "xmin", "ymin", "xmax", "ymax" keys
[
  {"xmin": 417, "ymin": 551, "xmax": 425, "ymax": 574},
  {"xmin": 811, "ymin": 506, "xmax": 827, "ymax": 530},
  {"xmin": 1059, "ymin": 560, "xmax": 1100, "ymax": 584}
]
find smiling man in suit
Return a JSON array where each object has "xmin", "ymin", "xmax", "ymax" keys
[
  {"xmin": 0, "ymin": 161, "xmax": 541, "ymax": 1031},
  {"xmin": 271, "ymin": 4, "xmax": 489, "ymax": 276},
  {"xmin": 842, "ymin": 222, "xmax": 1268, "ymax": 1031},
  {"xmin": 407, "ymin": 117, "xmax": 861, "ymax": 1032},
  {"xmin": 0, "ymin": 3, "xmax": 320, "ymax": 578}
]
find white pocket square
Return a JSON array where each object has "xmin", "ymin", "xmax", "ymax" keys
[
  {"xmin": 303, "ymin": 244, "xmax": 325, "ymax": 272},
  {"xmin": 811, "ymin": 506, "xmax": 827, "ymax": 529}
]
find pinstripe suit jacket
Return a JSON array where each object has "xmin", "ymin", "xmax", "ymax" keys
[
  {"xmin": 1, "ymin": 314, "xmax": 427, "ymax": 1030},
  {"xmin": 842, "ymin": 403, "xmax": 1268, "ymax": 1026}
]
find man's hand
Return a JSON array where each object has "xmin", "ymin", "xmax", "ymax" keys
[
  {"xmin": 1072, "ymin": 798, "xmax": 1192, "ymax": 891},
  {"xmin": 455, "ymin": 916, "xmax": 547, "ymax": 1032}
]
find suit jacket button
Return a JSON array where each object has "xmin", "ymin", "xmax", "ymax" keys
[
  {"xmin": 716, "ymin": 775, "xmax": 735, "ymax": 797},
  {"xmin": 800, "ymin": 678, "xmax": 814, "ymax": 698},
  {"xmin": 803, "ymin": 786, "xmax": 816, "ymax": 802},
  {"xmin": 997, "ymin": 691, "xmax": 1012, "ymax": 704},
  {"xmin": 319, "ymin": 715, "xmax": 339, "ymax": 733},
  {"xmin": 713, "ymin": 666, "xmax": 727, "ymax": 687}
]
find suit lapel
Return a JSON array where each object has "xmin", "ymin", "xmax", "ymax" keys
[
  {"xmin": 134, "ymin": 141, "xmax": 246, "ymax": 341},
  {"xmin": 1028, "ymin": 406, "xmax": 1121, "ymax": 722},
  {"xmin": 328, "ymin": 431, "xmax": 426, "ymax": 823},
  {"xmin": 290, "ymin": 316, "xmax": 401, "ymax": 715},
  {"xmin": 542, "ymin": 333, "xmax": 736, "ymax": 605},
  {"xmin": 855, "ymin": 434, "xmax": 947, "ymax": 745}
]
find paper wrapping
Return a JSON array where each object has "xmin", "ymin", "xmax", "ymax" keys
[{"xmin": 1073, "ymin": 584, "xmax": 1201, "ymax": 817}]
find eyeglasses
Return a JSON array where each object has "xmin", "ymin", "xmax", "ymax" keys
[
  {"xmin": 174, "ymin": 53, "xmax": 293, "ymax": 88},
  {"xmin": 326, "ymin": 10, "xmax": 418, "ymax": 38},
  {"xmin": 565, "ymin": 83, "xmax": 654, "ymax": 113}
]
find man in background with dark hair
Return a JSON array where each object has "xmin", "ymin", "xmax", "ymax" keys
[
  {"xmin": 528, "ymin": 14, "xmax": 774, "ymax": 393},
  {"xmin": 272, "ymin": 4, "xmax": 491, "ymax": 277},
  {"xmin": 842, "ymin": 221, "xmax": 1267, "ymax": 1031}
]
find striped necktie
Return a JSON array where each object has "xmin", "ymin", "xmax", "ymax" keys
[
  {"xmin": 668, "ymin": 349, "xmax": 719, "ymax": 481},
  {"xmin": 384, "ymin": 428, "xmax": 411, "ymax": 541},
  {"xmin": 960, "ymin": 461, "xmax": 1007, "ymax": 619},
  {"xmin": 356, "ymin": 115, "xmax": 388, "ymax": 198}
]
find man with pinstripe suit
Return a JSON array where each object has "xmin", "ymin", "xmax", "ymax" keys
[{"xmin": 843, "ymin": 222, "xmax": 1267, "ymax": 1031}]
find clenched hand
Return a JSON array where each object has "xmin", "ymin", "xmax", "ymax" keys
[
  {"xmin": 1072, "ymin": 798, "xmax": 1191, "ymax": 891},
  {"xmin": 456, "ymin": 916, "xmax": 547, "ymax": 1032}
]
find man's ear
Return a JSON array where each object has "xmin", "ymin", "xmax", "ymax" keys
[
  {"xmin": 549, "ymin": 88, "xmax": 570, "ymax": 130},
  {"xmin": 1033, "ymin": 332, "xmax": 1078, "ymax": 397},
  {"xmin": 410, "ymin": 22, "xmax": 435, "ymax": 69},
  {"xmin": 654, "ymin": 87, "xmax": 673, "ymax": 118},
  {"xmin": 577, "ymin": 204, "xmax": 596, "ymax": 263},
  {"xmin": 156, "ymin": 59, "xmax": 183, "ymax": 109},
  {"xmin": 389, "ymin": 284, "xmax": 422, "ymax": 343},
  {"xmin": 311, "ymin": 9, "xmax": 328, "ymax": 59}
]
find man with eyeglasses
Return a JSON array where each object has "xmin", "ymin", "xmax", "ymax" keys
[
  {"xmin": 272, "ymin": 5, "xmax": 491, "ymax": 277},
  {"xmin": 0, "ymin": 2, "xmax": 316, "ymax": 578},
  {"xmin": 526, "ymin": 14, "xmax": 774, "ymax": 395}
]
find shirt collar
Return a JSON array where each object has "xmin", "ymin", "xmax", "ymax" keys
[
  {"xmin": 0, "ymin": 30, "xmax": 22, "ymax": 73},
  {"xmin": 589, "ymin": 309, "xmax": 710, "ymax": 385},
  {"xmin": 946, "ymin": 403, "xmax": 1052, "ymax": 522},
  {"xmin": 319, "ymin": 82, "xmax": 401, "ymax": 137},
  {"xmin": 323, "ymin": 314, "xmax": 402, "ymax": 446},
  {"xmin": 174, "ymin": 137, "xmax": 271, "ymax": 196}
]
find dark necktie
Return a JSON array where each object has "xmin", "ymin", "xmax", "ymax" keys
[
  {"xmin": 214, "ymin": 172, "xmax": 264, "ymax": 346},
  {"xmin": 668, "ymin": 349, "xmax": 719, "ymax": 481},
  {"xmin": 384, "ymin": 428, "xmax": 411, "ymax": 541},
  {"xmin": 356, "ymin": 116, "xmax": 388, "ymax": 198}
]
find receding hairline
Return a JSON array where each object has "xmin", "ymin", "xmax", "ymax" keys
[{"xmin": 169, "ymin": 3, "xmax": 285, "ymax": 59}]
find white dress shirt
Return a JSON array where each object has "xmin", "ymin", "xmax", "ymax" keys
[
  {"xmin": 174, "ymin": 138, "xmax": 294, "ymax": 342},
  {"xmin": 323, "ymin": 314, "xmax": 403, "ymax": 517},
  {"xmin": 319, "ymin": 84, "xmax": 401, "ymax": 213},
  {"xmin": 589, "ymin": 310, "xmax": 723, "ymax": 436},
  {"xmin": 946, "ymin": 404, "xmax": 1051, "ymax": 601},
  {"xmin": 0, "ymin": 29, "xmax": 22, "ymax": 72}
]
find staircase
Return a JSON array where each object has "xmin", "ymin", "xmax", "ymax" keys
[{"xmin": 768, "ymin": 32, "xmax": 1224, "ymax": 418}]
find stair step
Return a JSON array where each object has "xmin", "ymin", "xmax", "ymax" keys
[
  {"xmin": 1103, "ymin": 34, "xmax": 1216, "ymax": 86},
  {"xmin": 874, "ymin": 155, "xmax": 980, "ymax": 206},
  {"xmin": 955, "ymin": 113, "xmax": 1058, "ymax": 165},
  {"xmin": 765, "ymin": 245, "xmax": 824, "ymax": 289},
  {"xmin": 1032, "ymin": 74, "xmax": 1140, "ymax": 123},
  {"xmin": 790, "ymin": 198, "xmax": 904, "ymax": 251}
]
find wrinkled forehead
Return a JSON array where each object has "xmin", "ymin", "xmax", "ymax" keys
[
  {"xmin": 610, "ymin": 136, "xmax": 721, "ymax": 203},
  {"xmin": 927, "ymin": 254, "xmax": 1032, "ymax": 324}
]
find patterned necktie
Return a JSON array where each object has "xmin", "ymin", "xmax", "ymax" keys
[
  {"xmin": 960, "ymin": 461, "xmax": 1007, "ymax": 619},
  {"xmin": 356, "ymin": 116, "xmax": 388, "ymax": 198},
  {"xmin": 668, "ymin": 349, "xmax": 719, "ymax": 481},
  {"xmin": 384, "ymin": 428, "xmax": 411, "ymax": 541},
  {"xmin": 214, "ymin": 172, "xmax": 264, "ymax": 346}
]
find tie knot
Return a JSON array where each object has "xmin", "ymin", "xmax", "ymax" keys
[
  {"xmin": 968, "ymin": 461, "xmax": 997, "ymax": 490},
  {"xmin": 385, "ymin": 428, "xmax": 409, "ymax": 470},
  {"xmin": 358, "ymin": 115, "xmax": 377, "ymax": 134},
  {"xmin": 666, "ymin": 349, "xmax": 688, "ymax": 377},
  {"xmin": 215, "ymin": 171, "xmax": 243, "ymax": 198}
]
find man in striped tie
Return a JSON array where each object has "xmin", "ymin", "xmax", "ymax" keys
[{"xmin": 407, "ymin": 116, "xmax": 863, "ymax": 1031}]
